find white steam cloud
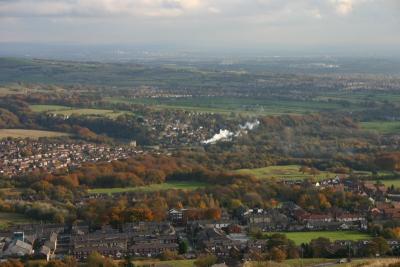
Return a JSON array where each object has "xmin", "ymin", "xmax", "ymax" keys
[
  {"xmin": 202, "ymin": 129, "xmax": 234, "ymax": 144},
  {"xmin": 202, "ymin": 120, "xmax": 260, "ymax": 144},
  {"xmin": 239, "ymin": 120, "xmax": 260, "ymax": 130}
]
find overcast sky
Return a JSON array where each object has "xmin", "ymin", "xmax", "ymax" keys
[{"xmin": 0, "ymin": 0, "xmax": 399, "ymax": 54}]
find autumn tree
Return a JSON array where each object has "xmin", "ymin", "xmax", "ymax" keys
[
  {"xmin": 270, "ymin": 247, "xmax": 287, "ymax": 262},
  {"xmin": 86, "ymin": 251, "xmax": 117, "ymax": 267},
  {"xmin": 0, "ymin": 260, "xmax": 24, "ymax": 267}
]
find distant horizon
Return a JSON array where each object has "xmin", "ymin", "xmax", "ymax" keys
[
  {"xmin": 1, "ymin": 42, "xmax": 400, "ymax": 61},
  {"xmin": 2, "ymin": 52, "xmax": 400, "ymax": 78}
]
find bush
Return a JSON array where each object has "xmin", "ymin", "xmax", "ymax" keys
[{"xmin": 194, "ymin": 254, "xmax": 218, "ymax": 267}]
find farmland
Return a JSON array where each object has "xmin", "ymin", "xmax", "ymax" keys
[
  {"xmin": 234, "ymin": 165, "xmax": 340, "ymax": 181},
  {"xmin": 0, "ymin": 129, "xmax": 69, "ymax": 139},
  {"xmin": 107, "ymin": 96, "xmax": 357, "ymax": 115},
  {"xmin": 360, "ymin": 121, "xmax": 400, "ymax": 134},
  {"xmin": 88, "ymin": 181, "xmax": 208, "ymax": 195}
]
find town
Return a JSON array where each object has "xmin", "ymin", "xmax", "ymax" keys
[
  {"xmin": 0, "ymin": 176, "xmax": 400, "ymax": 265},
  {"xmin": 0, "ymin": 140, "xmax": 140, "ymax": 177}
]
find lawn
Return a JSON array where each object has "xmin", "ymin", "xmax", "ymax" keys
[
  {"xmin": 132, "ymin": 260, "xmax": 195, "ymax": 267},
  {"xmin": 234, "ymin": 165, "xmax": 339, "ymax": 181},
  {"xmin": 88, "ymin": 181, "xmax": 208, "ymax": 195},
  {"xmin": 280, "ymin": 231, "xmax": 371, "ymax": 245},
  {"xmin": 360, "ymin": 121, "xmax": 400, "ymax": 134},
  {"xmin": 0, "ymin": 212, "xmax": 36, "ymax": 229},
  {"xmin": 0, "ymin": 129, "xmax": 69, "ymax": 139},
  {"xmin": 285, "ymin": 258, "xmax": 334, "ymax": 267}
]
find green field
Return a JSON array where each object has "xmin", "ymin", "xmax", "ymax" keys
[
  {"xmin": 317, "ymin": 90, "xmax": 400, "ymax": 105},
  {"xmin": 53, "ymin": 108, "xmax": 125, "ymax": 118},
  {"xmin": 30, "ymin": 104, "xmax": 127, "ymax": 118},
  {"xmin": 107, "ymin": 96, "xmax": 354, "ymax": 116},
  {"xmin": 280, "ymin": 231, "xmax": 371, "ymax": 245},
  {"xmin": 132, "ymin": 260, "xmax": 195, "ymax": 267},
  {"xmin": 251, "ymin": 258, "xmax": 400, "ymax": 267},
  {"xmin": 88, "ymin": 181, "xmax": 207, "ymax": 195},
  {"xmin": 251, "ymin": 258, "xmax": 335, "ymax": 267},
  {"xmin": 381, "ymin": 179, "xmax": 400, "ymax": 188},
  {"xmin": 30, "ymin": 104, "xmax": 72, "ymax": 112},
  {"xmin": 0, "ymin": 129, "xmax": 69, "ymax": 139},
  {"xmin": 361, "ymin": 121, "xmax": 400, "ymax": 134},
  {"xmin": 0, "ymin": 212, "xmax": 35, "ymax": 229},
  {"xmin": 234, "ymin": 165, "xmax": 339, "ymax": 181},
  {"xmin": 285, "ymin": 258, "xmax": 334, "ymax": 267}
]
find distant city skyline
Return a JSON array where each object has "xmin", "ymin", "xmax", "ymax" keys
[{"xmin": 1, "ymin": 0, "xmax": 399, "ymax": 57}]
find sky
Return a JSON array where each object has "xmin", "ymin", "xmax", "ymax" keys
[{"xmin": 0, "ymin": 0, "xmax": 399, "ymax": 55}]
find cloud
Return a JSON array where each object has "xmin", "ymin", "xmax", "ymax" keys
[
  {"xmin": 208, "ymin": 7, "xmax": 221, "ymax": 14},
  {"xmin": 0, "ymin": 0, "xmax": 375, "ymax": 18},
  {"xmin": 1, "ymin": 0, "xmax": 397, "ymax": 49},
  {"xmin": 0, "ymin": 0, "xmax": 208, "ymax": 17},
  {"xmin": 330, "ymin": 0, "xmax": 376, "ymax": 15},
  {"xmin": 331, "ymin": 0, "xmax": 354, "ymax": 15},
  {"xmin": 0, "ymin": 0, "xmax": 72, "ymax": 17}
]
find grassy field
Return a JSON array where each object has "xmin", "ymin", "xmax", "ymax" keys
[
  {"xmin": 0, "ymin": 129, "xmax": 68, "ymax": 139},
  {"xmin": 248, "ymin": 258, "xmax": 334, "ymax": 267},
  {"xmin": 30, "ymin": 104, "xmax": 72, "ymax": 112},
  {"xmin": 279, "ymin": 231, "xmax": 371, "ymax": 245},
  {"xmin": 234, "ymin": 165, "xmax": 339, "ymax": 181},
  {"xmin": 381, "ymin": 179, "xmax": 400, "ymax": 188},
  {"xmin": 330, "ymin": 258, "xmax": 400, "ymax": 267},
  {"xmin": 361, "ymin": 121, "xmax": 400, "ymax": 134},
  {"xmin": 285, "ymin": 258, "xmax": 335, "ymax": 267},
  {"xmin": 317, "ymin": 90, "xmax": 400, "ymax": 105},
  {"xmin": 131, "ymin": 259, "xmax": 399, "ymax": 267},
  {"xmin": 88, "ymin": 181, "xmax": 207, "ymax": 195},
  {"xmin": 30, "ymin": 104, "xmax": 127, "ymax": 118},
  {"xmin": 107, "ymin": 96, "xmax": 354, "ymax": 116},
  {"xmin": 53, "ymin": 108, "xmax": 125, "ymax": 118},
  {"xmin": 132, "ymin": 260, "xmax": 195, "ymax": 267},
  {"xmin": 248, "ymin": 258, "xmax": 400, "ymax": 267},
  {"xmin": 0, "ymin": 212, "xmax": 35, "ymax": 229}
]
